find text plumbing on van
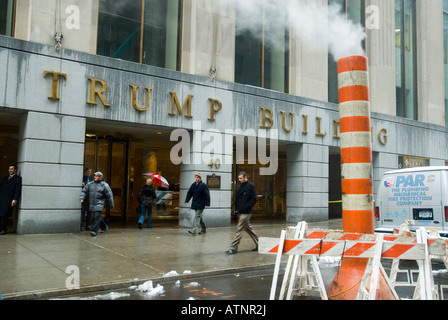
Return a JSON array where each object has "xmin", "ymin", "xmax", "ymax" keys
[
  {"xmin": 385, "ymin": 174, "xmax": 433, "ymax": 206},
  {"xmin": 375, "ymin": 167, "xmax": 448, "ymax": 236}
]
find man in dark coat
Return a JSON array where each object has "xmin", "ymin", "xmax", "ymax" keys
[
  {"xmin": 185, "ymin": 172, "xmax": 210, "ymax": 235},
  {"xmin": 226, "ymin": 171, "xmax": 258, "ymax": 254},
  {"xmin": 0, "ymin": 165, "xmax": 22, "ymax": 235}
]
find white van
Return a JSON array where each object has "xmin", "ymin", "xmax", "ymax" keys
[{"xmin": 375, "ymin": 166, "xmax": 448, "ymax": 236}]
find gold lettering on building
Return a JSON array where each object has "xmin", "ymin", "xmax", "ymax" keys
[
  {"xmin": 38, "ymin": 68, "xmax": 390, "ymax": 146},
  {"xmin": 333, "ymin": 120, "xmax": 340, "ymax": 138},
  {"xmin": 169, "ymin": 92, "xmax": 193, "ymax": 118},
  {"xmin": 260, "ymin": 107, "xmax": 274, "ymax": 128},
  {"xmin": 280, "ymin": 111, "xmax": 294, "ymax": 132},
  {"xmin": 43, "ymin": 71, "xmax": 67, "ymax": 100},
  {"xmin": 130, "ymin": 85, "xmax": 152, "ymax": 112},
  {"xmin": 316, "ymin": 117, "xmax": 327, "ymax": 137},
  {"xmin": 302, "ymin": 115, "xmax": 308, "ymax": 134},
  {"xmin": 87, "ymin": 78, "xmax": 111, "ymax": 107},
  {"xmin": 378, "ymin": 128, "xmax": 388, "ymax": 145},
  {"xmin": 208, "ymin": 98, "xmax": 222, "ymax": 121}
]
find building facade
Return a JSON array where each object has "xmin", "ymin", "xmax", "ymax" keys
[{"xmin": 0, "ymin": 0, "xmax": 447, "ymax": 234}]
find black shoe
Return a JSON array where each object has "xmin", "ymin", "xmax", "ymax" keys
[
  {"xmin": 199, "ymin": 229, "xmax": 206, "ymax": 234},
  {"xmin": 252, "ymin": 247, "xmax": 258, "ymax": 252},
  {"xmin": 225, "ymin": 249, "xmax": 238, "ymax": 255},
  {"xmin": 90, "ymin": 231, "xmax": 97, "ymax": 237},
  {"xmin": 188, "ymin": 230, "xmax": 197, "ymax": 235},
  {"xmin": 138, "ymin": 222, "xmax": 143, "ymax": 230}
]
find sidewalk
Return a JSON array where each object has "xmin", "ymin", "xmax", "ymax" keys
[{"xmin": 0, "ymin": 219, "xmax": 343, "ymax": 300}]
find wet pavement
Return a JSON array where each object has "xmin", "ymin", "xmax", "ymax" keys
[
  {"xmin": 1, "ymin": 219, "xmax": 344, "ymax": 300},
  {"xmin": 2, "ymin": 218, "xmax": 448, "ymax": 302}
]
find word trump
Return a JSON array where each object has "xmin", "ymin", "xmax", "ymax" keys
[{"xmin": 170, "ymin": 121, "xmax": 279, "ymax": 176}]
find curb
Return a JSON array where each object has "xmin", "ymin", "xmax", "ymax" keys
[{"xmin": 2, "ymin": 263, "xmax": 282, "ymax": 300}]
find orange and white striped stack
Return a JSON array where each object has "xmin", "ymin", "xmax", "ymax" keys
[
  {"xmin": 327, "ymin": 56, "xmax": 397, "ymax": 300},
  {"xmin": 337, "ymin": 55, "xmax": 374, "ymax": 235}
]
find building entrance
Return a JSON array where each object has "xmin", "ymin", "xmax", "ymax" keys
[
  {"xmin": 329, "ymin": 151, "xmax": 342, "ymax": 219},
  {"xmin": 0, "ymin": 112, "xmax": 20, "ymax": 232},
  {"xmin": 234, "ymin": 152, "xmax": 287, "ymax": 221},
  {"xmin": 83, "ymin": 128, "xmax": 181, "ymax": 226},
  {"xmin": 84, "ymin": 136, "xmax": 128, "ymax": 223}
]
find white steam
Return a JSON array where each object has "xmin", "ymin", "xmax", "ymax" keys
[{"xmin": 220, "ymin": 0, "xmax": 366, "ymax": 61}]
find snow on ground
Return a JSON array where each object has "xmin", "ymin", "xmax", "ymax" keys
[{"xmin": 136, "ymin": 280, "xmax": 165, "ymax": 297}]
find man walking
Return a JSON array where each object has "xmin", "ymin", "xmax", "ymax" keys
[
  {"xmin": 226, "ymin": 171, "xmax": 258, "ymax": 254},
  {"xmin": 185, "ymin": 173, "xmax": 210, "ymax": 235},
  {"xmin": 80, "ymin": 172, "xmax": 114, "ymax": 237},
  {"xmin": 0, "ymin": 165, "xmax": 22, "ymax": 235}
]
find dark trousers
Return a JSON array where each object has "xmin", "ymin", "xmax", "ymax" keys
[
  {"xmin": 0, "ymin": 216, "xmax": 8, "ymax": 232},
  {"xmin": 80, "ymin": 204, "xmax": 92, "ymax": 229},
  {"xmin": 91, "ymin": 211, "xmax": 108, "ymax": 233}
]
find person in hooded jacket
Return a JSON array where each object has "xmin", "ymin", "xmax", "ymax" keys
[
  {"xmin": 80, "ymin": 172, "xmax": 114, "ymax": 236},
  {"xmin": 137, "ymin": 179, "xmax": 157, "ymax": 229},
  {"xmin": 185, "ymin": 173, "xmax": 210, "ymax": 235}
]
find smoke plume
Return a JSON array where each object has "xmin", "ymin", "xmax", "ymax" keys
[{"xmin": 219, "ymin": 0, "xmax": 366, "ymax": 61}]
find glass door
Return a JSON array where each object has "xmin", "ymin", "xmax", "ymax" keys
[
  {"xmin": 84, "ymin": 137, "xmax": 128, "ymax": 223},
  {"xmin": 233, "ymin": 155, "xmax": 287, "ymax": 220}
]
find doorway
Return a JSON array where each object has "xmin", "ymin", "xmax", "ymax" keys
[
  {"xmin": 84, "ymin": 136, "xmax": 128, "ymax": 223},
  {"xmin": 329, "ymin": 153, "xmax": 342, "ymax": 219},
  {"xmin": 0, "ymin": 112, "xmax": 20, "ymax": 232},
  {"xmin": 233, "ymin": 153, "xmax": 287, "ymax": 221}
]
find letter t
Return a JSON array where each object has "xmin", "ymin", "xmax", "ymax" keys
[{"xmin": 44, "ymin": 71, "xmax": 68, "ymax": 100}]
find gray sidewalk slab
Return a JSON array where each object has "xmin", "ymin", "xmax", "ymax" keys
[{"xmin": 0, "ymin": 219, "xmax": 343, "ymax": 300}]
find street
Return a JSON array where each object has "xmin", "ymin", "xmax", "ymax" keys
[{"xmin": 50, "ymin": 257, "xmax": 448, "ymax": 301}]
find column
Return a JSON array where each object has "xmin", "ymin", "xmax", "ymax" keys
[
  {"xmin": 17, "ymin": 111, "xmax": 86, "ymax": 234},
  {"xmin": 415, "ymin": 0, "xmax": 445, "ymax": 125},
  {"xmin": 365, "ymin": 0, "xmax": 397, "ymax": 116},
  {"xmin": 286, "ymin": 143, "xmax": 329, "ymax": 223},
  {"xmin": 178, "ymin": 128, "xmax": 233, "ymax": 229}
]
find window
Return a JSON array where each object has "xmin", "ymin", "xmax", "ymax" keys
[
  {"xmin": 395, "ymin": 0, "xmax": 418, "ymax": 120},
  {"xmin": 0, "ymin": 0, "xmax": 15, "ymax": 36},
  {"xmin": 97, "ymin": 0, "xmax": 182, "ymax": 71},
  {"xmin": 328, "ymin": 0, "xmax": 365, "ymax": 104},
  {"xmin": 234, "ymin": 1, "xmax": 289, "ymax": 93},
  {"xmin": 444, "ymin": 0, "xmax": 448, "ymax": 126}
]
